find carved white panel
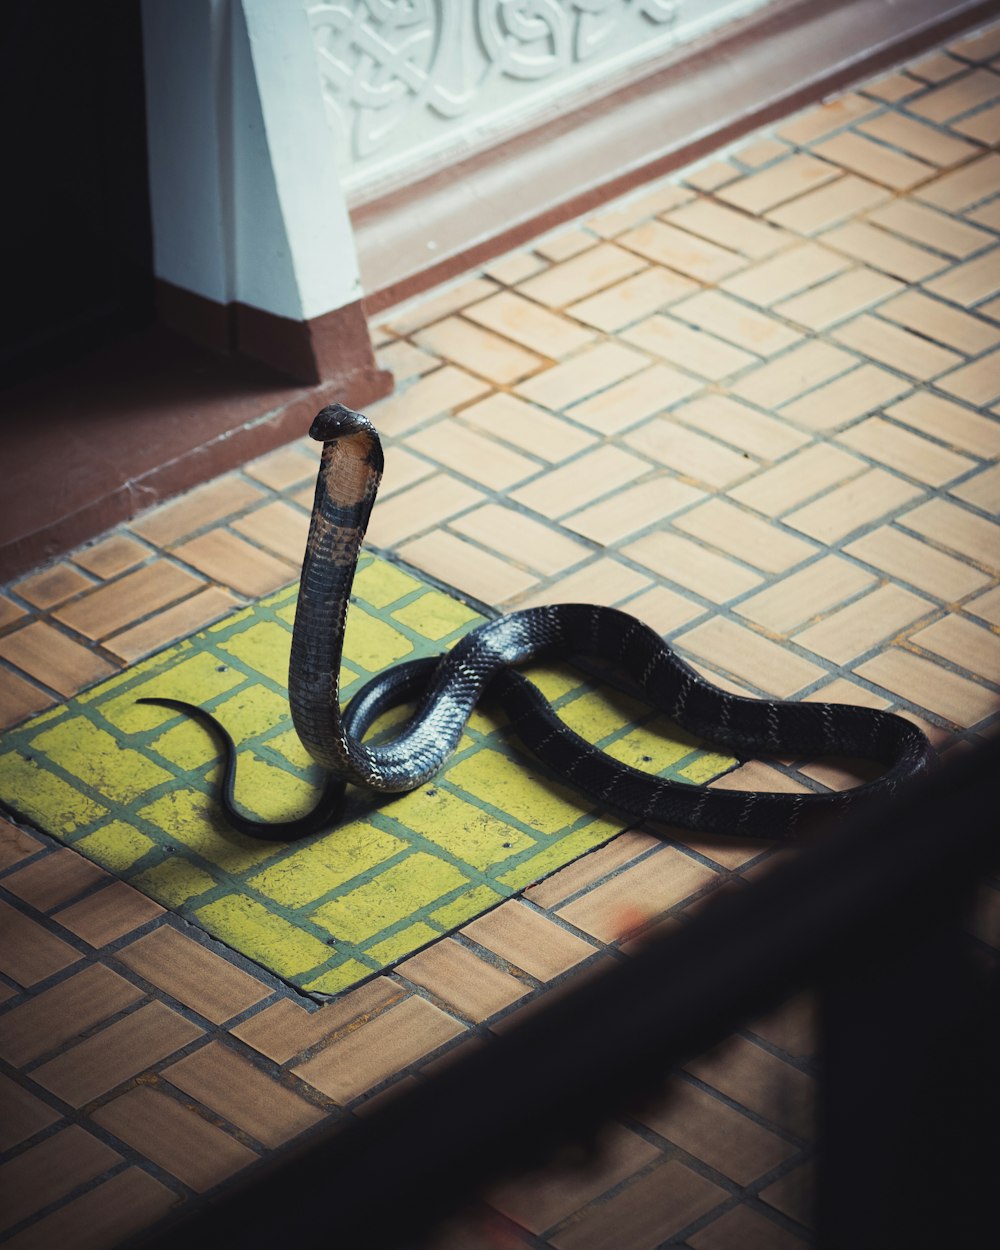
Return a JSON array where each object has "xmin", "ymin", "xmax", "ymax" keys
[{"xmin": 307, "ymin": 0, "xmax": 776, "ymax": 194}]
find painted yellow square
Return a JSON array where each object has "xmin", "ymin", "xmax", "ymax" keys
[
  {"xmin": 429, "ymin": 884, "xmax": 506, "ymax": 929},
  {"xmin": 219, "ymin": 620, "xmax": 292, "ymax": 683},
  {"xmin": 366, "ymin": 922, "xmax": 441, "ymax": 965},
  {"xmin": 133, "ymin": 857, "xmax": 218, "ymax": 908},
  {"xmin": 138, "ymin": 789, "xmax": 279, "ymax": 873},
  {"xmin": 444, "ymin": 749, "xmax": 589, "ymax": 835},
  {"xmin": 0, "ymin": 749, "xmax": 108, "ymax": 833},
  {"xmin": 302, "ymin": 959, "xmax": 379, "ymax": 995},
  {"xmin": 247, "ymin": 821, "xmax": 406, "ymax": 907},
  {"xmin": 386, "ymin": 785, "xmax": 535, "ymax": 871},
  {"xmin": 196, "ymin": 895, "xmax": 334, "ymax": 979},
  {"xmin": 352, "ymin": 559, "xmax": 422, "ymax": 609},
  {"xmin": 343, "ymin": 605, "xmax": 414, "ymax": 672},
  {"xmin": 75, "ymin": 821, "xmax": 155, "ymax": 873},
  {"xmin": 392, "ymin": 591, "xmax": 482, "ymax": 640}
]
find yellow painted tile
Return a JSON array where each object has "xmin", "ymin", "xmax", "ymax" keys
[
  {"xmin": 391, "ymin": 591, "xmax": 482, "ymax": 641},
  {"xmin": 445, "ymin": 748, "xmax": 593, "ymax": 835},
  {"xmin": 366, "ymin": 923, "xmax": 441, "ymax": 965},
  {"xmin": 302, "ymin": 959, "xmax": 381, "ymax": 995},
  {"xmin": 351, "ymin": 559, "xmax": 422, "ymax": 609},
  {"xmin": 247, "ymin": 822, "xmax": 406, "ymax": 907},
  {"xmin": 32, "ymin": 718, "xmax": 171, "ymax": 805},
  {"xmin": 386, "ymin": 786, "xmax": 534, "ymax": 871},
  {"xmin": 0, "ymin": 749, "xmax": 108, "ymax": 833},
  {"xmin": 137, "ymin": 790, "xmax": 278, "ymax": 872},
  {"xmin": 196, "ymin": 895, "xmax": 335, "ymax": 978},
  {"xmin": 75, "ymin": 822, "xmax": 156, "ymax": 873},
  {"xmin": 132, "ymin": 858, "xmax": 218, "ymax": 909},
  {"xmin": 430, "ymin": 884, "xmax": 506, "ymax": 928}
]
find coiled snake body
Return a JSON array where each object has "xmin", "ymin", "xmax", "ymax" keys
[{"xmin": 143, "ymin": 404, "xmax": 934, "ymax": 841}]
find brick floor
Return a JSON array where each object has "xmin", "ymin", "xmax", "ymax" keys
[{"xmin": 2, "ymin": 25, "xmax": 1000, "ymax": 1250}]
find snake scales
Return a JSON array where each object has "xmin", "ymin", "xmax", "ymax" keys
[{"xmin": 141, "ymin": 404, "xmax": 934, "ymax": 841}]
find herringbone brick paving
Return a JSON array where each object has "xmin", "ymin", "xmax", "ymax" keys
[{"xmin": 3, "ymin": 24, "xmax": 1000, "ymax": 1248}]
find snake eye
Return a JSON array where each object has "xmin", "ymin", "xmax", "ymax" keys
[{"xmin": 310, "ymin": 404, "xmax": 370, "ymax": 443}]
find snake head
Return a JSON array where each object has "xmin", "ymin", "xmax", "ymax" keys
[{"xmin": 310, "ymin": 404, "xmax": 376, "ymax": 444}]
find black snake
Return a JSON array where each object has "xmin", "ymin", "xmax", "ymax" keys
[{"xmin": 141, "ymin": 404, "xmax": 934, "ymax": 841}]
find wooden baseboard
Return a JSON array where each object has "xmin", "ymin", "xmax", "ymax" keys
[{"xmin": 354, "ymin": 0, "xmax": 996, "ymax": 315}]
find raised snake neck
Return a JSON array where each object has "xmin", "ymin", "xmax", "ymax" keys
[{"xmin": 141, "ymin": 403, "xmax": 934, "ymax": 841}]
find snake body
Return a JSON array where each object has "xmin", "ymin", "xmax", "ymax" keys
[{"xmin": 142, "ymin": 404, "xmax": 933, "ymax": 841}]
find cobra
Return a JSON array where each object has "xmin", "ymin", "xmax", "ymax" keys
[{"xmin": 141, "ymin": 404, "xmax": 934, "ymax": 841}]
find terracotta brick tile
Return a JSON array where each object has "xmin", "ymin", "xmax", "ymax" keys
[
  {"xmin": 671, "ymin": 290, "xmax": 801, "ymax": 357},
  {"xmin": 462, "ymin": 899, "xmax": 596, "ymax": 979},
  {"xmin": 749, "ymin": 993, "xmax": 817, "ymax": 1059},
  {"xmin": 953, "ymin": 98, "xmax": 1000, "ymax": 144},
  {"xmin": 664, "ymin": 199, "xmax": 790, "ymax": 258},
  {"xmin": 863, "ymin": 71, "xmax": 923, "ymax": 103},
  {"xmin": 487, "ymin": 1122, "xmax": 660, "ymax": 1235},
  {"xmin": 463, "ymin": 291, "xmax": 595, "ymax": 357},
  {"xmin": 32, "ymin": 1001, "xmax": 202, "ymax": 1107},
  {"xmin": 384, "ymin": 277, "xmax": 498, "ymax": 335},
  {"xmin": 937, "ymin": 348, "xmax": 1000, "ymax": 406},
  {"xmin": 900, "ymin": 497, "xmax": 1000, "ymax": 572},
  {"xmin": 907, "ymin": 69, "xmax": 1000, "ymax": 122},
  {"xmin": 2, "ymin": 1166, "xmax": 177, "ymax": 1250},
  {"xmin": 131, "ymin": 476, "xmax": 265, "ymax": 546},
  {"xmin": 548, "ymin": 1158, "xmax": 726, "ymax": 1250},
  {"xmin": 585, "ymin": 181, "xmax": 693, "ymax": 237},
  {"xmin": 14, "ymin": 563, "xmax": 94, "ymax": 610},
  {"xmin": 73, "ymin": 533, "xmax": 150, "ymax": 580},
  {"xmin": 4, "ymin": 849, "xmax": 107, "ymax": 915},
  {"xmin": 915, "ymin": 153, "xmax": 1000, "ymax": 210},
  {"xmin": 820, "ymin": 220, "xmax": 948, "ymax": 281},
  {"xmin": 775, "ymin": 266, "xmax": 904, "ymax": 331},
  {"xmin": 715, "ymin": 153, "xmax": 839, "ymax": 213},
  {"xmin": 760, "ymin": 1162, "xmax": 815, "ymax": 1228},
  {"xmin": 229, "ymin": 500, "xmax": 309, "ymax": 565},
  {"xmin": 622, "ymin": 314, "xmax": 756, "ymax": 380},
  {"xmin": 924, "ymin": 249, "xmax": 1000, "ymax": 307},
  {"xmin": 376, "ymin": 338, "xmax": 441, "ymax": 381},
  {"xmin": 0, "ymin": 1074, "xmax": 61, "ymax": 1151},
  {"xmin": 459, "ymin": 393, "xmax": 598, "ymax": 461},
  {"xmin": 243, "ymin": 440, "xmax": 319, "ymax": 491},
  {"xmin": 720, "ymin": 243, "xmax": 848, "ymax": 307},
  {"xmin": 515, "ymin": 342, "xmax": 650, "ymax": 411},
  {"xmin": 567, "ymin": 365, "xmax": 702, "ymax": 434},
  {"xmin": 879, "ymin": 289, "xmax": 1000, "ymax": 356},
  {"xmin": 399, "ymin": 938, "xmax": 528, "ymax": 1021},
  {"xmin": 353, "ymin": 474, "xmax": 486, "ymax": 550},
  {"xmin": 567, "ymin": 266, "xmax": 698, "ymax": 331},
  {"xmin": 778, "ymin": 365, "xmax": 911, "ymax": 430},
  {"xmin": 0, "ymin": 1125, "xmax": 122, "ymax": 1234},
  {"xmin": 0, "ymin": 594, "xmax": 27, "ymax": 630},
  {"xmin": 623, "ymin": 531, "xmax": 762, "ymax": 603},
  {"xmin": 736, "ymin": 555, "xmax": 876, "ymax": 634},
  {"xmin": 688, "ymin": 1203, "xmax": 808, "ymax": 1250},
  {"xmin": 968, "ymin": 584, "xmax": 1000, "ymax": 626},
  {"xmin": 846, "ymin": 525, "xmax": 989, "ymax": 600},
  {"xmin": 510, "ymin": 557, "xmax": 650, "ymax": 609},
  {"xmin": 686, "ymin": 1033, "xmax": 815, "ymax": 1138},
  {"xmin": 766, "ymin": 174, "xmax": 892, "ymax": 233},
  {"xmin": 53, "ymin": 561, "xmax": 204, "ymax": 640},
  {"xmin": 855, "ymin": 648, "xmax": 998, "ymax": 725},
  {"xmin": 911, "ymin": 613, "xmax": 1000, "ymax": 680},
  {"xmin": 525, "ymin": 829, "xmax": 661, "ymax": 908},
  {"xmin": 813, "ymin": 130, "xmax": 934, "ymax": 189},
  {"xmin": 173, "ymin": 528, "xmax": 295, "ymax": 597},
  {"xmin": 230, "ymin": 977, "xmax": 401, "ymax": 1063},
  {"xmin": 910, "ymin": 49, "xmax": 966, "ymax": 81},
  {"xmin": 625, "ymin": 418, "xmax": 756, "ymax": 488},
  {"xmin": 399, "ymin": 530, "xmax": 538, "ymax": 604},
  {"xmin": 949, "ymin": 25, "xmax": 1000, "ymax": 60},
  {"xmin": 292, "ymin": 994, "xmax": 465, "ymax": 1103},
  {"xmin": 163, "ymin": 1040, "xmax": 325, "ymax": 1148},
  {"xmin": 450, "ymin": 504, "xmax": 589, "ymax": 576},
  {"xmin": 0, "ymin": 900, "xmax": 82, "ymax": 987},
  {"xmin": 639, "ymin": 1075, "xmax": 796, "ymax": 1184},
  {"xmin": 517, "ymin": 242, "xmax": 646, "ymax": 307},
  {"xmin": 0, "ymin": 669, "xmax": 54, "ymax": 730},
  {"xmin": 860, "ymin": 111, "xmax": 981, "ymax": 167},
  {"xmin": 951, "ymin": 461, "xmax": 1000, "ymax": 511},
  {"xmin": 617, "ymin": 221, "xmax": 743, "ymax": 288},
  {"xmin": 675, "ymin": 499, "xmax": 817, "ymax": 574},
  {"xmin": 777, "ymin": 92, "xmax": 878, "ymax": 144},
  {"xmin": 885, "ymin": 392, "xmax": 1000, "ymax": 458},
  {"xmin": 116, "ymin": 926, "xmax": 269, "ymax": 1024},
  {"xmin": 414, "ymin": 316, "xmax": 544, "ymax": 384},
  {"xmin": 837, "ymin": 415, "xmax": 975, "ymax": 485},
  {"xmin": 536, "ymin": 227, "xmax": 598, "ymax": 262},
  {"xmin": 0, "ymin": 963, "xmax": 143, "ymax": 1068},
  {"xmin": 729, "ymin": 444, "xmax": 865, "ymax": 516},
  {"xmin": 730, "ymin": 340, "xmax": 855, "ymax": 409},
  {"xmin": 674, "ymin": 394, "xmax": 809, "ymax": 461},
  {"xmin": 786, "ymin": 467, "xmax": 923, "ymax": 542},
  {"xmin": 677, "ymin": 617, "xmax": 826, "ymax": 697},
  {"xmin": 622, "ymin": 584, "xmax": 706, "ymax": 634},
  {"xmin": 376, "ymin": 446, "xmax": 435, "ymax": 499},
  {"xmin": 406, "ymin": 421, "xmax": 540, "ymax": 490},
  {"xmin": 93, "ymin": 1085, "xmax": 257, "ymax": 1192},
  {"xmin": 483, "ymin": 248, "xmax": 547, "ymax": 284},
  {"xmin": 563, "ymin": 477, "xmax": 704, "ymax": 545},
  {"xmin": 685, "ymin": 158, "xmax": 741, "ymax": 190},
  {"xmin": 511, "ymin": 445, "xmax": 648, "ymax": 519},
  {"xmin": 368, "ymin": 366, "xmax": 491, "ymax": 435},
  {"xmin": 105, "ymin": 586, "xmax": 240, "ymax": 663},
  {"xmin": 52, "ymin": 881, "xmax": 164, "ymax": 948},
  {"xmin": 0, "ymin": 621, "xmax": 117, "ymax": 696},
  {"xmin": 736, "ymin": 136, "xmax": 791, "ymax": 167},
  {"xmin": 866, "ymin": 198, "xmax": 992, "ymax": 257},
  {"xmin": 556, "ymin": 846, "xmax": 718, "ymax": 943},
  {"xmin": 834, "ymin": 313, "xmax": 961, "ymax": 379},
  {"xmin": 0, "ymin": 818, "xmax": 42, "ymax": 871},
  {"xmin": 793, "ymin": 584, "xmax": 933, "ymax": 664}
]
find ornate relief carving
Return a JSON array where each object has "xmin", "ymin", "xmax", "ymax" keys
[{"xmin": 308, "ymin": 1, "xmax": 754, "ymax": 188}]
